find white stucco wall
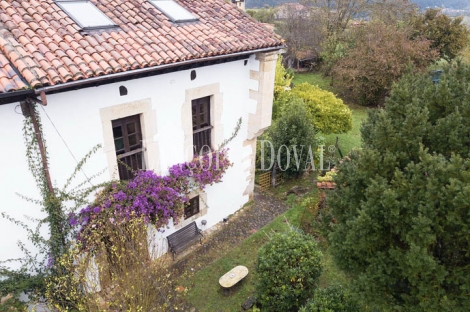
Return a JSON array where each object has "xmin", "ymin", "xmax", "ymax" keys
[
  {"xmin": 0, "ymin": 102, "xmax": 47, "ymax": 269},
  {"xmin": 0, "ymin": 53, "xmax": 274, "ymax": 265}
]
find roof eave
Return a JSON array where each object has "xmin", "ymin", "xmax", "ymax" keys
[
  {"xmin": 0, "ymin": 89, "xmax": 35, "ymax": 105},
  {"xmin": 34, "ymin": 46, "xmax": 285, "ymax": 95}
]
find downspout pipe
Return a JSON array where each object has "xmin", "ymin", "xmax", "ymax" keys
[{"xmin": 34, "ymin": 46, "xmax": 284, "ymax": 95}]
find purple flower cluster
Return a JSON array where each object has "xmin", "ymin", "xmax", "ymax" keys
[
  {"xmin": 185, "ymin": 149, "xmax": 232, "ymax": 187},
  {"xmin": 71, "ymin": 149, "xmax": 232, "ymax": 246}
]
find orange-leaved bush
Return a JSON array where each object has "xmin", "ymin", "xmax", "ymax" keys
[{"xmin": 331, "ymin": 22, "xmax": 439, "ymax": 106}]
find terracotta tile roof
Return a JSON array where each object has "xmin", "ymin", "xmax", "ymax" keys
[
  {"xmin": 316, "ymin": 182, "xmax": 336, "ymax": 190},
  {"xmin": 0, "ymin": 0, "xmax": 283, "ymax": 93},
  {"xmin": 0, "ymin": 44, "xmax": 29, "ymax": 93}
]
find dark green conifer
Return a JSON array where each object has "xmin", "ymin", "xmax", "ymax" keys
[{"xmin": 326, "ymin": 62, "xmax": 470, "ymax": 310}]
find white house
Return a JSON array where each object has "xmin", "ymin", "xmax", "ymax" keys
[
  {"xmin": 231, "ymin": 0, "xmax": 245, "ymax": 11},
  {"xmin": 0, "ymin": 0, "xmax": 282, "ymax": 267}
]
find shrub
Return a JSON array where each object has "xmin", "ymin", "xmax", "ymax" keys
[
  {"xmin": 72, "ymin": 149, "xmax": 233, "ymax": 248},
  {"xmin": 256, "ymin": 229, "xmax": 323, "ymax": 312},
  {"xmin": 269, "ymin": 100, "xmax": 317, "ymax": 178},
  {"xmin": 273, "ymin": 83, "xmax": 352, "ymax": 135},
  {"xmin": 272, "ymin": 89, "xmax": 296, "ymax": 121},
  {"xmin": 290, "ymin": 83, "xmax": 352, "ymax": 134},
  {"xmin": 299, "ymin": 285, "xmax": 359, "ymax": 312},
  {"xmin": 317, "ymin": 170, "xmax": 336, "ymax": 182}
]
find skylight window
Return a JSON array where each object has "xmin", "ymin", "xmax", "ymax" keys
[
  {"xmin": 56, "ymin": 1, "xmax": 116, "ymax": 29},
  {"xmin": 149, "ymin": 0, "xmax": 198, "ymax": 23}
]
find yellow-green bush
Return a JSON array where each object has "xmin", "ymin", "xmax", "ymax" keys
[
  {"xmin": 286, "ymin": 83, "xmax": 352, "ymax": 134},
  {"xmin": 274, "ymin": 56, "xmax": 293, "ymax": 99},
  {"xmin": 317, "ymin": 170, "xmax": 337, "ymax": 182}
]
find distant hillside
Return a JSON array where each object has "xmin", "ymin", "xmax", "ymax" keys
[
  {"xmin": 246, "ymin": 0, "xmax": 469, "ymax": 10},
  {"xmin": 413, "ymin": 0, "xmax": 469, "ymax": 9},
  {"xmin": 246, "ymin": 0, "xmax": 292, "ymax": 9}
]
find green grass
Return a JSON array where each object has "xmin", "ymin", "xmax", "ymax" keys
[
  {"xmin": 324, "ymin": 104, "xmax": 368, "ymax": 155},
  {"xmin": 185, "ymin": 201, "xmax": 304, "ymax": 311},
  {"xmin": 318, "ymin": 249, "xmax": 349, "ymax": 288},
  {"xmin": 292, "ymin": 72, "xmax": 335, "ymax": 92},
  {"xmin": 292, "ymin": 71, "xmax": 370, "ymax": 155},
  {"xmin": 185, "ymin": 189, "xmax": 348, "ymax": 312}
]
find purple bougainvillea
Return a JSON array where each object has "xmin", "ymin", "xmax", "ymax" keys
[{"xmin": 71, "ymin": 149, "xmax": 232, "ymax": 246}]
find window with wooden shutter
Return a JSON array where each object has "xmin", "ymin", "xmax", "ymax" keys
[
  {"xmin": 112, "ymin": 115, "xmax": 144, "ymax": 180},
  {"xmin": 192, "ymin": 96, "xmax": 212, "ymax": 155},
  {"xmin": 184, "ymin": 196, "xmax": 200, "ymax": 219}
]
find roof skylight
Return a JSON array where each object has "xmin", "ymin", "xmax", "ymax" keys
[
  {"xmin": 56, "ymin": 1, "xmax": 116, "ymax": 29},
  {"xmin": 149, "ymin": 0, "xmax": 198, "ymax": 23}
]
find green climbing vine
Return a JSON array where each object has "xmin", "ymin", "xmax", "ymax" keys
[
  {"xmin": 0, "ymin": 102, "xmax": 107, "ymax": 303},
  {"xmin": 0, "ymin": 103, "xmax": 243, "ymax": 310}
]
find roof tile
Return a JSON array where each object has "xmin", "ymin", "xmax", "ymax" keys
[{"xmin": 0, "ymin": 0, "xmax": 282, "ymax": 92}]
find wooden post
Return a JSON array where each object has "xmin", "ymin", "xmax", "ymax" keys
[
  {"xmin": 25, "ymin": 99, "xmax": 55, "ymax": 196},
  {"xmin": 271, "ymin": 163, "xmax": 277, "ymax": 187}
]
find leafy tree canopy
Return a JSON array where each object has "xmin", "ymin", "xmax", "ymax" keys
[
  {"xmin": 412, "ymin": 8, "xmax": 470, "ymax": 61},
  {"xmin": 302, "ymin": 0, "xmax": 373, "ymax": 34},
  {"xmin": 331, "ymin": 22, "xmax": 439, "ymax": 105},
  {"xmin": 325, "ymin": 62, "xmax": 470, "ymax": 310}
]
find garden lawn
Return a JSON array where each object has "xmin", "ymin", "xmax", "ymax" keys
[
  {"xmin": 185, "ymin": 201, "xmax": 303, "ymax": 311},
  {"xmin": 292, "ymin": 72, "xmax": 335, "ymax": 92},
  {"xmin": 291, "ymin": 71, "xmax": 369, "ymax": 155},
  {"xmin": 185, "ymin": 189, "xmax": 348, "ymax": 312},
  {"xmin": 324, "ymin": 104, "xmax": 368, "ymax": 155}
]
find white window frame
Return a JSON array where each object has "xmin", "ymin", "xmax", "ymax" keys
[
  {"xmin": 55, "ymin": 0, "xmax": 116, "ymax": 30},
  {"xmin": 149, "ymin": 0, "xmax": 198, "ymax": 23}
]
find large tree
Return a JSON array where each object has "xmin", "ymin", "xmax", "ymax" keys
[
  {"xmin": 276, "ymin": 5, "xmax": 324, "ymax": 68},
  {"xmin": 412, "ymin": 8, "xmax": 470, "ymax": 61},
  {"xmin": 368, "ymin": 0, "xmax": 417, "ymax": 25},
  {"xmin": 331, "ymin": 22, "xmax": 438, "ymax": 105},
  {"xmin": 318, "ymin": 0, "xmax": 422, "ymax": 76},
  {"xmin": 302, "ymin": 0, "xmax": 373, "ymax": 34},
  {"xmin": 325, "ymin": 63, "xmax": 470, "ymax": 310}
]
